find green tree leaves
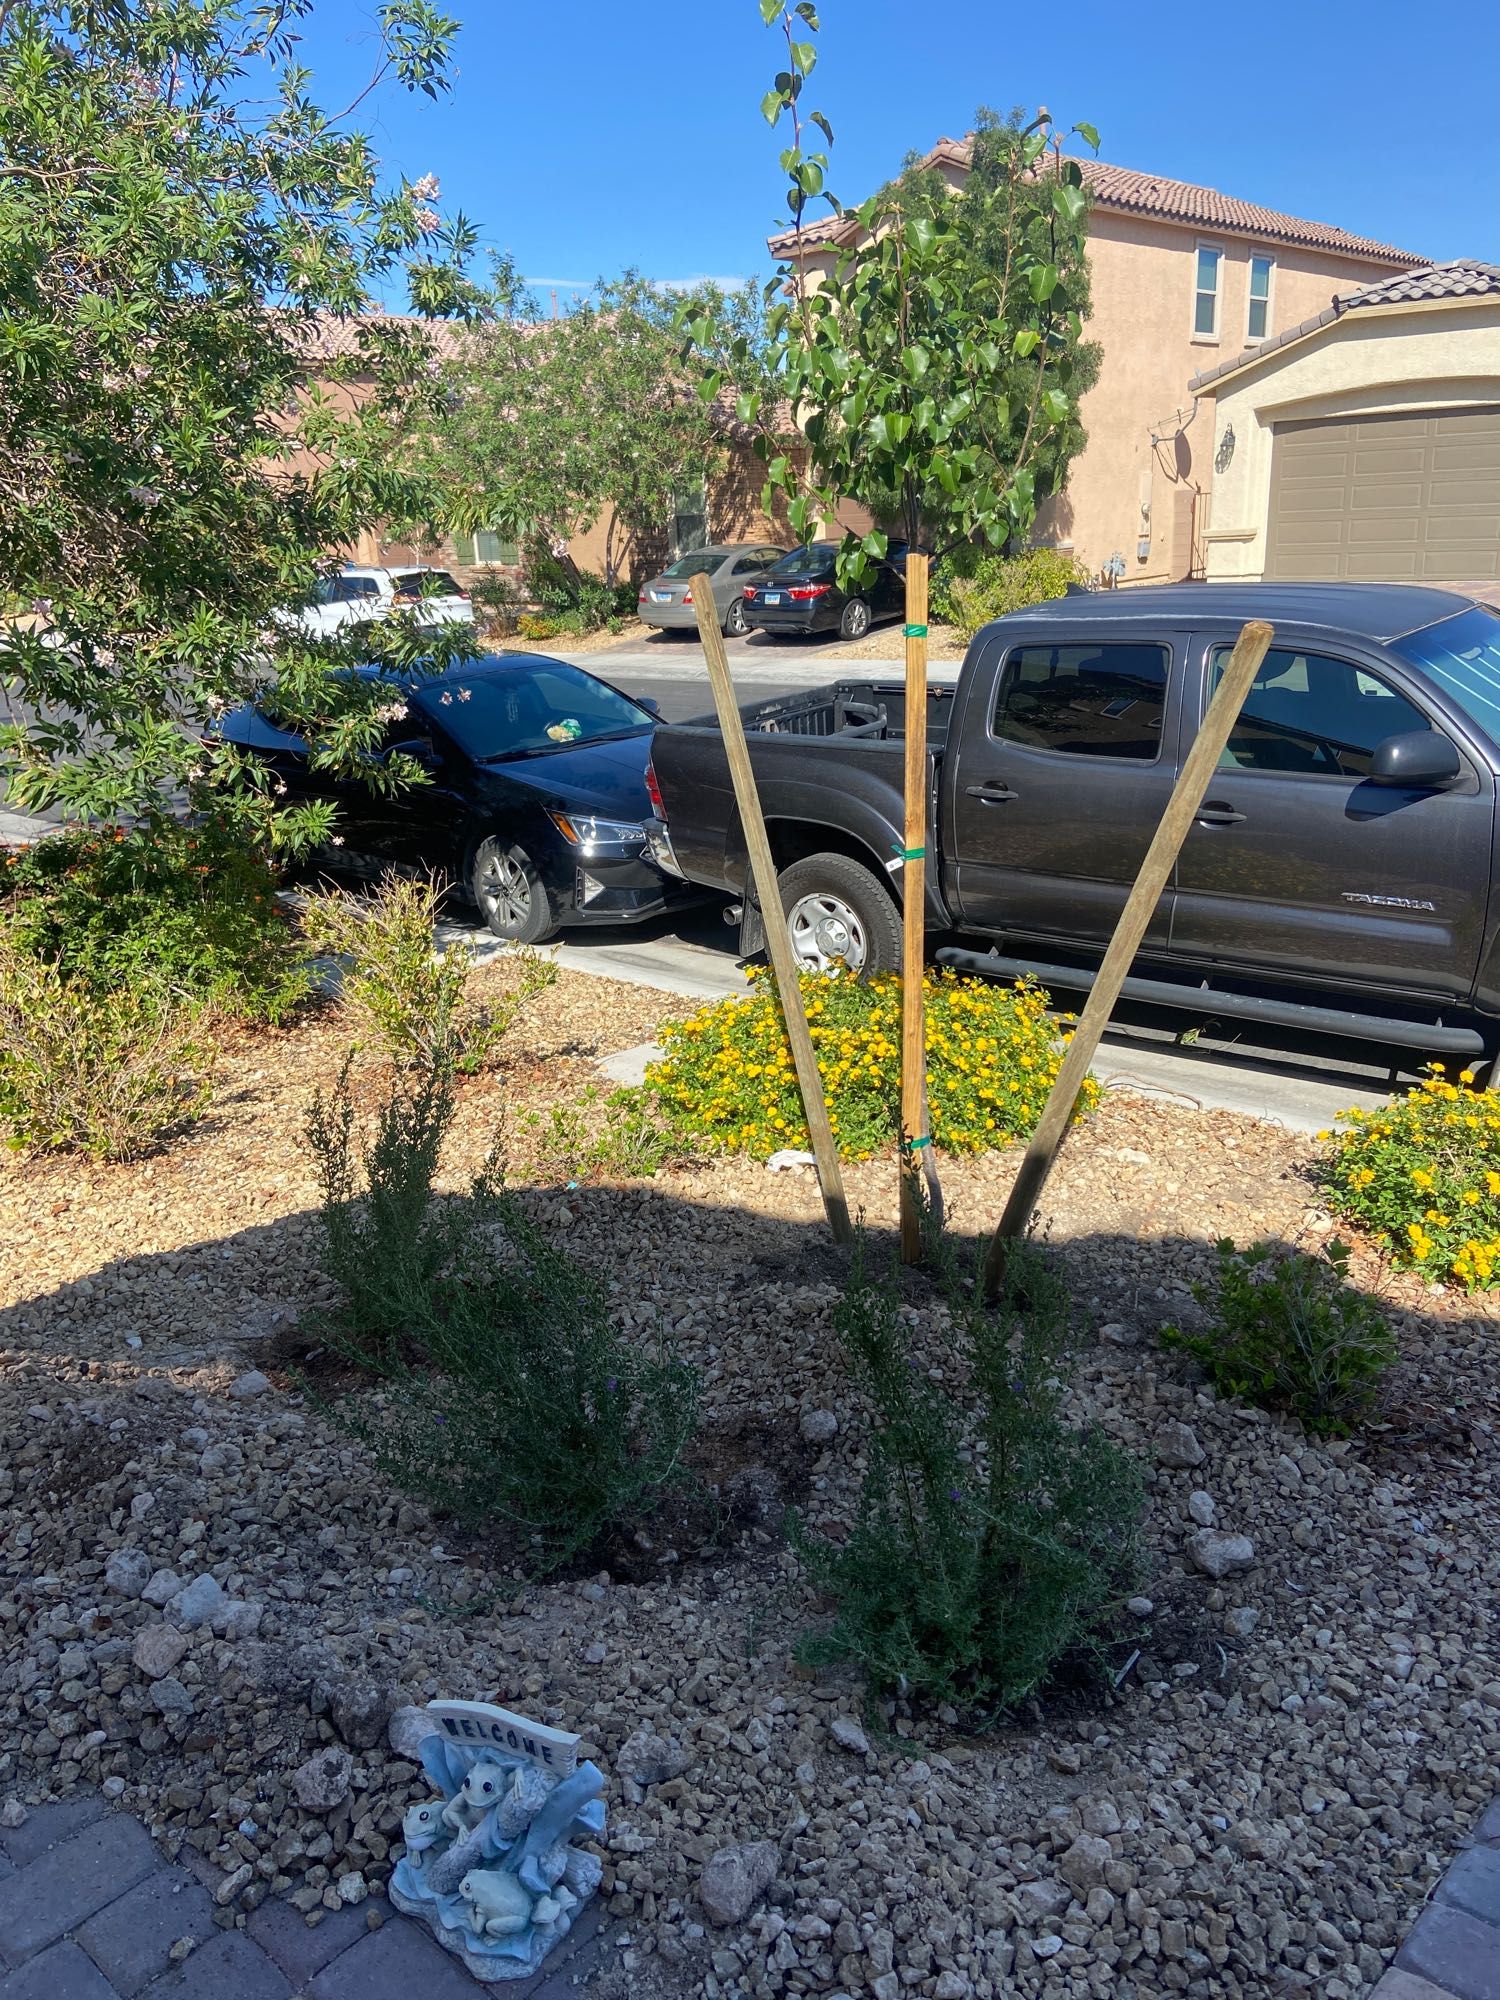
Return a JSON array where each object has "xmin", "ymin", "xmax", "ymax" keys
[
  {"xmin": 0, "ymin": 0, "xmax": 487, "ymax": 842},
  {"xmin": 697, "ymin": 32, "xmax": 1101, "ymax": 584}
]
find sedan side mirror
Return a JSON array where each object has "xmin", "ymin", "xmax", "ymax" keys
[
  {"xmin": 1368, "ymin": 729, "xmax": 1461, "ymax": 789},
  {"xmin": 637, "ymin": 697, "xmax": 661, "ymax": 716},
  {"xmin": 388, "ymin": 736, "xmax": 440, "ymax": 770}
]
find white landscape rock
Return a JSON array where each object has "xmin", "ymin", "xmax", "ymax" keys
[
  {"xmin": 132, "ymin": 1624, "xmax": 190, "ymax": 1680},
  {"xmin": 387, "ymin": 1705, "xmax": 439, "ymax": 1761},
  {"xmin": 1187, "ymin": 1529, "xmax": 1256, "ymax": 1578},
  {"xmin": 228, "ymin": 1370, "xmax": 272, "ymax": 1399},
  {"xmin": 1156, "ymin": 1421, "xmax": 1207, "ymax": 1469},
  {"xmin": 140, "ymin": 1568, "xmax": 183, "ymax": 1608},
  {"xmin": 104, "ymin": 1549, "xmax": 152, "ymax": 1598},
  {"xmin": 1188, "ymin": 1490, "xmax": 1217, "ymax": 1527},
  {"xmin": 292, "ymin": 1746, "xmax": 353, "ymax": 1811},
  {"xmin": 168, "ymin": 1574, "xmax": 227, "ymax": 1631},
  {"xmin": 828, "ymin": 1716, "xmax": 870, "ymax": 1756},
  {"xmin": 699, "ymin": 1840, "xmax": 778, "ymax": 1926}
]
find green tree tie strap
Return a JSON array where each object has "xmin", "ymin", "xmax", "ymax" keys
[
  {"xmin": 904, "ymin": 623, "xmax": 929, "ymax": 637},
  {"xmin": 893, "ymin": 844, "xmax": 926, "ymax": 861},
  {"xmin": 906, "ymin": 1135, "xmax": 932, "ymax": 1150}
]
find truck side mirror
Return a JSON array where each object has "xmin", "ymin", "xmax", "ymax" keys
[{"xmin": 1368, "ymin": 729, "xmax": 1461, "ymax": 789}]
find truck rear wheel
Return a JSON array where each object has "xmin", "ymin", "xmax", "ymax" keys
[{"xmin": 777, "ymin": 852, "xmax": 902, "ymax": 977}]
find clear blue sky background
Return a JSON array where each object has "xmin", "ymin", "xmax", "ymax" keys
[{"xmin": 296, "ymin": 0, "xmax": 1495, "ymax": 300}]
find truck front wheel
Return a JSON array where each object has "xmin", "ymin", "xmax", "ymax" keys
[{"xmin": 777, "ymin": 852, "xmax": 902, "ymax": 977}]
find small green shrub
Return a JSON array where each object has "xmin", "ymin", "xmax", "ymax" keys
[
  {"xmin": 796, "ymin": 1230, "xmax": 1142, "ymax": 1717},
  {"xmin": 303, "ymin": 875, "xmax": 556, "ymax": 1073},
  {"xmin": 930, "ymin": 547, "xmax": 1091, "ymax": 642},
  {"xmin": 307, "ymin": 1061, "xmax": 698, "ymax": 1571},
  {"xmin": 0, "ymin": 821, "xmax": 308, "ymax": 1023},
  {"xmin": 305, "ymin": 1056, "xmax": 465, "ymax": 1366},
  {"xmin": 650, "ymin": 968, "xmax": 1093, "ymax": 1160},
  {"xmin": 515, "ymin": 1084, "xmax": 687, "ymax": 1184},
  {"xmin": 1161, "ymin": 1238, "xmax": 1395, "ymax": 1436},
  {"xmin": 0, "ymin": 932, "xmax": 214, "ymax": 1159}
]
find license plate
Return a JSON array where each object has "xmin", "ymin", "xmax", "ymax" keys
[
  {"xmin": 651, "ymin": 590, "xmax": 671, "ymax": 602},
  {"xmin": 763, "ymin": 592, "xmax": 781, "ymax": 605}
]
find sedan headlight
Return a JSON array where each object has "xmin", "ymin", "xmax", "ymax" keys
[{"xmin": 547, "ymin": 810, "xmax": 648, "ymax": 852}]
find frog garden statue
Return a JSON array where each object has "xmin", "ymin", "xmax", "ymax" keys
[{"xmin": 389, "ymin": 1700, "xmax": 606, "ymax": 1983}]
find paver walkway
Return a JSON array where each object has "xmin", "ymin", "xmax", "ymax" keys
[
  {"xmin": 0, "ymin": 1793, "xmax": 610, "ymax": 2000},
  {"xmin": 2, "ymin": 1788, "xmax": 1496, "ymax": 1998}
]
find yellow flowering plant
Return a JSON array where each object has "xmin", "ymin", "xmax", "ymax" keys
[
  {"xmin": 648, "ymin": 968, "xmax": 1095, "ymax": 1160},
  {"xmin": 1323, "ymin": 1065, "xmax": 1500, "ymax": 1287}
]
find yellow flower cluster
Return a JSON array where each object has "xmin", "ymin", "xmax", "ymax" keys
[
  {"xmin": 1323, "ymin": 1064, "xmax": 1500, "ymax": 1288},
  {"xmin": 648, "ymin": 968, "xmax": 1097, "ymax": 1161}
]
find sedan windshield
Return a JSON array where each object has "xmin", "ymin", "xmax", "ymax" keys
[
  {"xmin": 769, "ymin": 545, "xmax": 836, "ymax": 578},
  {"xmin": 1395, "ymin": 607, "xmax": 1500, "ymax": 746},
  {"xmin": 662, "ymin": 550, "xmax": 722, "ymax": 578},
  {"xmin": 413, "ymin": 663, "xmax": 652, "ymax": 760}
]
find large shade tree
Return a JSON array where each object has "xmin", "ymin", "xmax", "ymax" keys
[
  {"xmin": 423, "ymin": 271, "xmax": 778, "ymax": 590},
  {"xmin": 0, "ymin": 0, "xmax": 486, "ymax": 848}
]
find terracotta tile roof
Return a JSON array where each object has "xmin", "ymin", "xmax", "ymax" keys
[
  {"xmin": 292, "ymin": 312, "xmax": 480, "ymax": 364},
  {"xmin": 768, "ymin": 144, "xmax": 1424, "ymax": 268},
  {"xmin": 1189, "ymin": 259, "xmax": 1500, "ymax": 391}
]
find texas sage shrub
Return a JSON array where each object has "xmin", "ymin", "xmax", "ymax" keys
[
  {"xmin": 1161, "ymin": 1238, "xmax": 1395, "ymax": 1436},
  {"xmin": 303, "ymin": 874, "xmax": 556, "ymax": 1073},
  {"xmin": 0, "ymin": 821, "xmax": 308, "ymax": 1023},
  {"xmin": 307, "ymin": 1061, "xmax": 697, "ymax": 1571},
  {"xmin": 0, "ymin": 931, "xmax": 214, "ymax": 1159},
  {"xmin": 649, "ymin": 968, "xmax": 1093, "ymax": 1160},
  {"xmin": 929, "ymin": 548, "xmax": 1092, "ymax": 642},
  {"xmin": 1321, "ymin": 1065, "xmax": 1500, "ymax": 1287},
  {"xmin": 795, "ymin": 1229, "xmax": 1142, "ymax": 1716}
]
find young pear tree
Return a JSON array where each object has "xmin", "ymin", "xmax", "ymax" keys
[{"xmin": 700, "ymin": 2, "xmax": 1099, "ymax": 577}]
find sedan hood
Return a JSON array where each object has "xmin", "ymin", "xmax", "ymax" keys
[{"xmin": 476, "ymin": 730, "xmax": 657, "ymax": 819}]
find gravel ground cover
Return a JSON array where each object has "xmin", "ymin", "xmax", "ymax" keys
[{"xmin": 1, "ymin": 972, "xmax": 1497, "ymax": 2000}]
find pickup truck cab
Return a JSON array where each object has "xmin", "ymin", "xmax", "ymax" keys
[{"xmin": 647, "ymin": 583, "xmax": 1500, "ymax": 1065}]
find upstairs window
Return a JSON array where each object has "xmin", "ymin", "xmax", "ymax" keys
[
  {"xmin": 1247, "ymin": 255, "xmax": 1275, "ymax": 341},
  {"xmin": 1193, "ymin": 244, "xmax": 1223, "ymax": 338}
]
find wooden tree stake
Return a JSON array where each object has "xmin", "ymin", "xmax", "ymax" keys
[
  {"xmin": 899, "ymin": 551, "xmax": 932, "ymax": 1263},
  {"xmin": 692, "ymin": 592, "xmax": 852, "ymax": 1245},
  {"xmin": 981, "ymin": 617, "xmax": 1274, "ymax": 1296}
]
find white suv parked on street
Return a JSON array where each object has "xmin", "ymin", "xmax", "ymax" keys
[{"xmin": 290, "ymin": 565, "xmax": 474, "ymax": 640}]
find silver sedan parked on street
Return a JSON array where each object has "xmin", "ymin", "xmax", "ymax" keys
[{"xmin": 636, "ymin": 543, "xmax": 788, "ymax": 638}]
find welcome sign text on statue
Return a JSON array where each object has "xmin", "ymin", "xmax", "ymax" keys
[{"xmin": 427, "ymin": 1699, "xmax": 580, "ymax": 1775}]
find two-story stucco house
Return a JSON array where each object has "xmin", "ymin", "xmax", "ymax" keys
[{"xmin": 769, "ymin": 143, "xmax": 1427, "ymax": 584}]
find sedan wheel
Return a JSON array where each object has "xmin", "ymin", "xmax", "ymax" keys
[
  {"xmin": 724, "ymin": 596, "xmax": 749, "ymax": 637},
  {"xmin": 471, "ymin": 837, "xmax": 556, "ymax": 944},
  {"xmin": 839, "ymin": 597, "xmax": 872, "ymax": 641}
]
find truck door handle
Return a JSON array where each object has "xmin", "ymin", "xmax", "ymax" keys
[
  {"xmin": 965, "ymin": 783, "xmax": 1017, "ymax": 804},
  {"xmin": 1196, "ymin": 801, "xmax": 1246, "ymax": 827}
]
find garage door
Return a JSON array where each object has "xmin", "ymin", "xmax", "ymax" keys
[{"xmin": 1264, "ymin": 407, "xmax": 1500, "ymax": 582}]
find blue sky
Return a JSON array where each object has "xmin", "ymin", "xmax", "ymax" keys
[{"xmin": 295, "ymin": 0, "xmax": 1496, "ymax": 300}]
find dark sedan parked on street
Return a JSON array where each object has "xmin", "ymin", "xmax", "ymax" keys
[
  {"xmin": 742, "ymin": 541, "xmax": 907, "ymax": 641},
  {"xmin": 218, "ymin": 655, "xmax": 692, "ymax": 943}
]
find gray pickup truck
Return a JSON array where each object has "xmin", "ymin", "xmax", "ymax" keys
[{"xmin": 646, "ymin": 582, "xmax": 1500, "ymax": 1065}]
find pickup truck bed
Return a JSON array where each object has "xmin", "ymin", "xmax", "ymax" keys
[{"xmin": 648, "ymin": 584, "xmax": 1500, "ymax": 1065}]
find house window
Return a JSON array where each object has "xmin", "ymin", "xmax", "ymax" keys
[
  {"xmin": 671, "ymin": 482, "xmax": 709, "ymax": 557},
  {"xmin": 1193, "ymin": 244, "xmax": 1222, "ymax": 339},
  {"xmin": 1247, "ymin": 255, "xmax": 1274, "ymax": 341},
  {"xmin": 453, "ymin": 530, "xmax": 520, "ymax": 566}
]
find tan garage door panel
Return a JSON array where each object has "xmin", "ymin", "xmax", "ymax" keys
[{"xmin": 1265, "ymin": 408, "xmax": 1500, "ymax": 582}]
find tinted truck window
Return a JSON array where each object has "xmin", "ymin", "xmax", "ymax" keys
[
  {"xmin": 1209, "ymin": 646, "xmax": 1431, "ymax": 777},
  {"xmin": 993, "ymin": 644, "xmax": 1170, "ymax": 759}
]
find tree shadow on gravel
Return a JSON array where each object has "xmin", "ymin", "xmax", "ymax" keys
[{"xmin": 2, "ymin": 1181, "xmax": 1494, "ymax": 1736}]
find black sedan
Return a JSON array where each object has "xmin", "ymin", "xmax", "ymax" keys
[
  {"xmin": 742, "ymin": 542, "xmax": 906, "ymax": 641},
  {"xmin": 218, "ymin": 654, "xmax": 691, "ymax": 943}
]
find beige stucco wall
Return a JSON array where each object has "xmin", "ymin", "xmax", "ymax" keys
[
  {"xmin": 1199, "ymin": 299, "xmax": 1500, "ymax": 581},
  {"xmin": 1048, "ymin": 215, "xmax": 1411, "ymax": 583},
  {"xmin": 785, "ymin": 204, "xmax": 1407, "ymax": 583}
]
